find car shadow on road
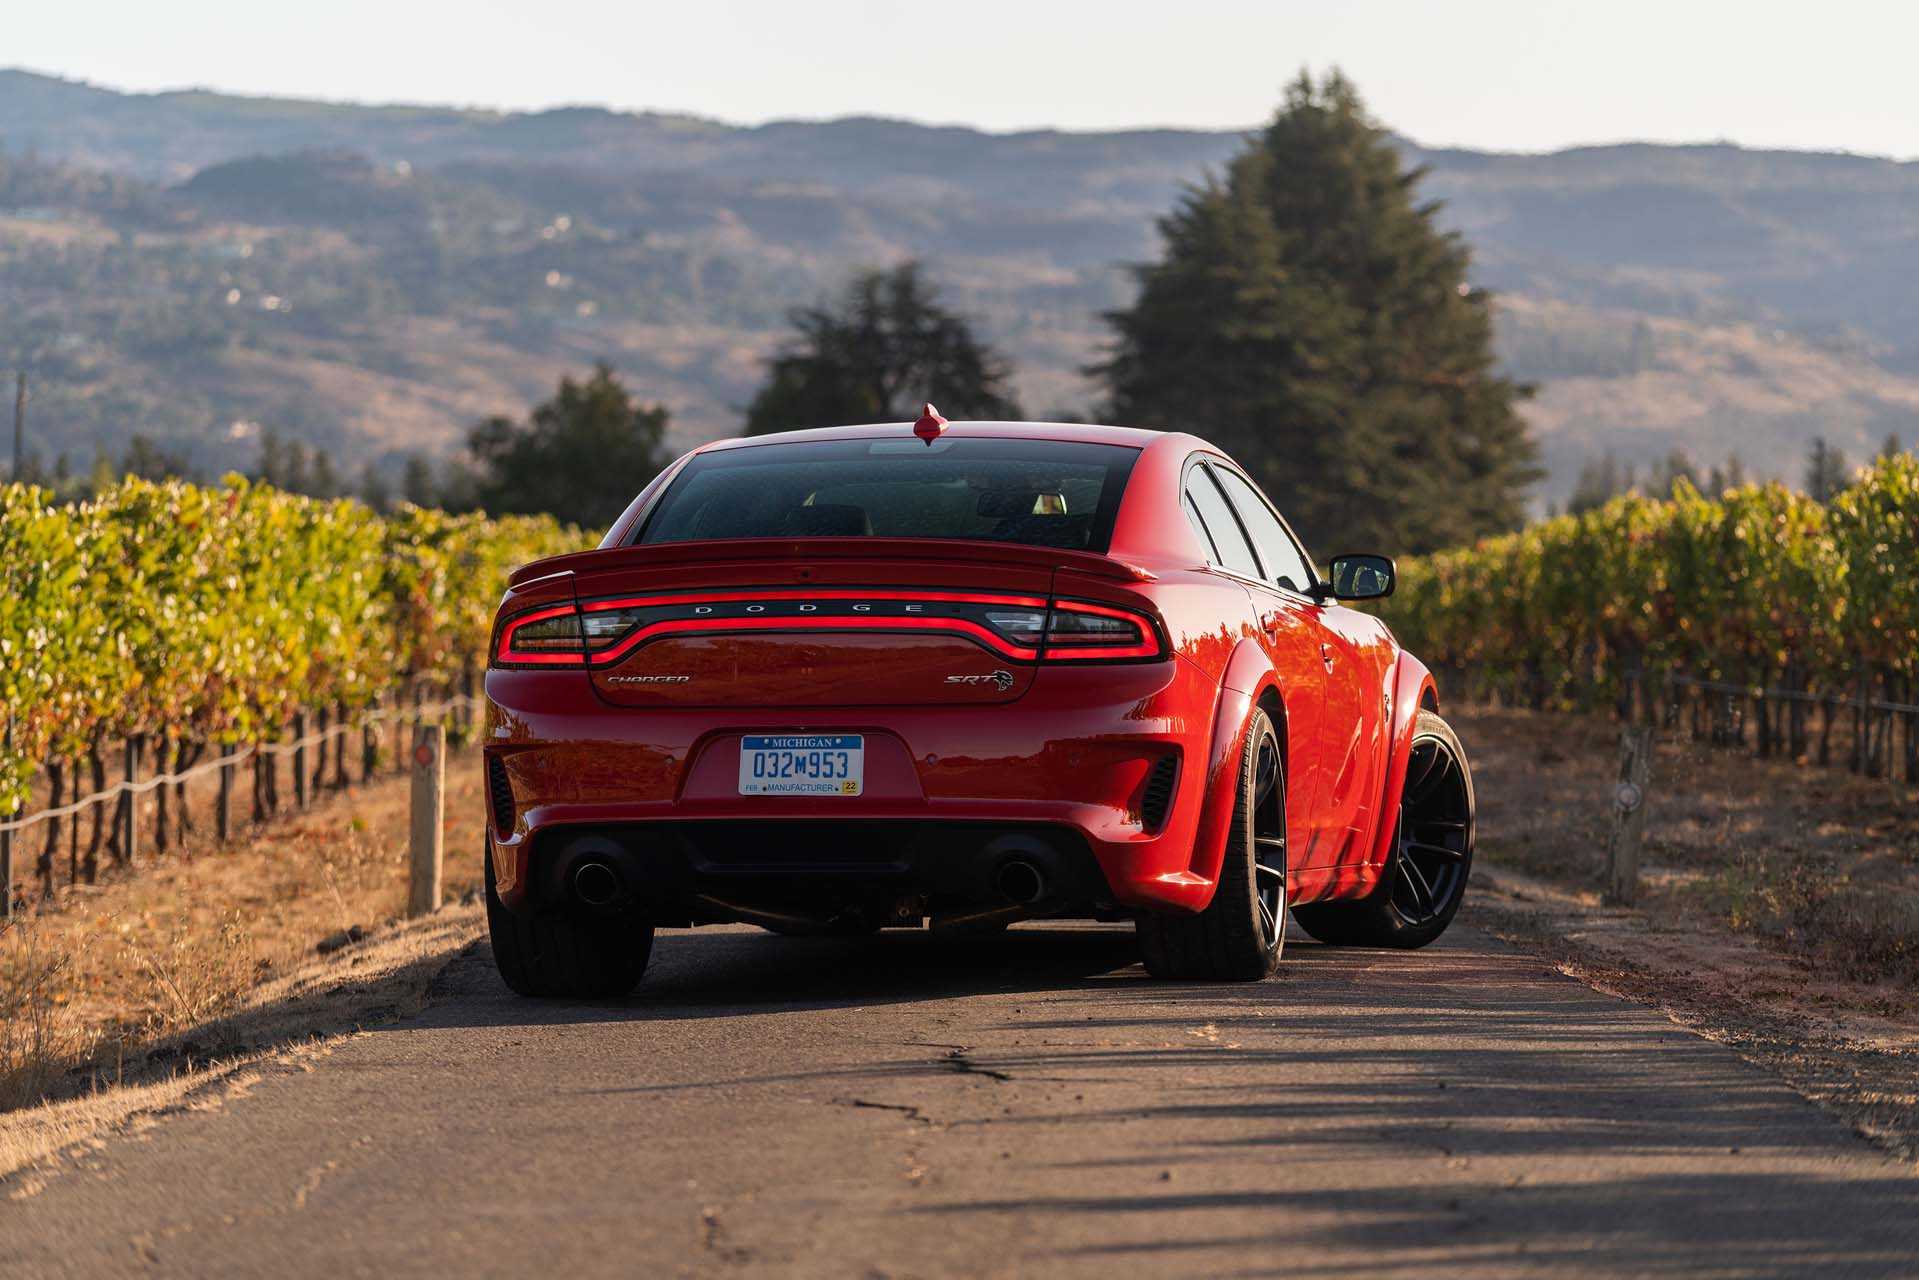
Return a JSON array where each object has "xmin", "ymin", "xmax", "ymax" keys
[
  {"xmin": 409, "ymin": 925, "xmax": 1919, "ymax": 1275},
  {"xmin": 429, "ymin": 921, "xmax": 1177, "ymax": 1026}
]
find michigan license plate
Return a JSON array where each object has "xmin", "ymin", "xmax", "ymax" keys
[{"xmin": 738, "ymin": 735, "xmax": 864, "ymax": 796}]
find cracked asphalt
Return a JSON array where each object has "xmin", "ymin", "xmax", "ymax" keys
[{"xmin": 5, "ymin": 920, "xmax": 1916, "ymax": 1278}]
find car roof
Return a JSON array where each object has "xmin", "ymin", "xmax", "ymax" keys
[{"xmin": 692, "ymin": 421, "xmax": 1166, "ymax": 453}]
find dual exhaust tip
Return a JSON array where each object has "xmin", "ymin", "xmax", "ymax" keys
[
  {"xmin": 572, "ymin": 853, "xmax": 1050, "ymax": 908},
  {"xmin": 551, "ymin": 835, "xmax": 643, "ymax": 913},
  {"xmin": 555, "ymin": 835, "xmax": 1057, "ymax": 913},
  {"xmin": 572, "ymin": 859, "xmax": 627, "ymax": 909},
  {"xmin": 994, "ymin": 857, "xmax": 1047, "ymax": 906}
]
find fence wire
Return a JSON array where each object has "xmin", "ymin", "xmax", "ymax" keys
[{"xmin": 0, "ymin": 695, "xmax": 482, "ymax": 837}]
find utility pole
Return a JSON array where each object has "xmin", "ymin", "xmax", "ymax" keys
[{"xmin": 10, "ymin": 372, "xmax": 24, "ymax": 479}]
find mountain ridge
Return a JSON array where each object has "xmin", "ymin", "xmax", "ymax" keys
[{"xmin": 3, "ymin": 67, "xmax": 1916, "ymax": 506}]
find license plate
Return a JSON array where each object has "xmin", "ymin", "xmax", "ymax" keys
[{"xmin": 738, "ymin": 735, "xmax": 864, "ymax": 796}]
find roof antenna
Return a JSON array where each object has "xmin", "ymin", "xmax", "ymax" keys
[{"xmin": 913, "ymin": 403, "xmax": 948, "ymax": 446}]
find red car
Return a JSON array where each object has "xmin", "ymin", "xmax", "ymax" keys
[{"xmin": 481, "ymin": 415, "xmax": 1475, "ymax": 996}]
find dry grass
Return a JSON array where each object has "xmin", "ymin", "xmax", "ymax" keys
[
  {"xmin": 0, "ymin": 903, "xmax": 483, "ymax": 1185},
  {"xmin": 1454, "ymin": 704, "xmax": 1919, "ymax": 998},
  {"xmin": 0, "ymin": 749, "xmax": 487, "ymax": 1117}
]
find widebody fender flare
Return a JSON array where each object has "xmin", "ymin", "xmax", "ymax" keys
[
  {"xmin": 1365, "ymin": 651, "xmax": 1440, "ymax": 869},
  {"xmin": 1180, "ymin": 638, "xmax": 1285, "ymax": 909}
]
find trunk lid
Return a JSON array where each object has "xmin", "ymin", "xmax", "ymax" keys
[{"xmin": 565, "ymin": 539, "xmax": 1108, "ymax": 708}]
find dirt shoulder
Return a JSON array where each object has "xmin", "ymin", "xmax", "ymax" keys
[
  {"xmin": 0, "ymin": 751, "xmax": 490, "ymax": 1180},
  {"xmin": 1452, "ymin": 705, "xmax": 1919, "ymax": 1163}
]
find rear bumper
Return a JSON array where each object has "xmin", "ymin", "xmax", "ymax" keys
[{"xmin": 483, "ymin": 658, "xmax": 1221, "ymax": 916}]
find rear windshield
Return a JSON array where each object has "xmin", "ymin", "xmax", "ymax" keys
[{"xmin": 636, "ymin": 437, "xmax": 1140, "ymax": 552}]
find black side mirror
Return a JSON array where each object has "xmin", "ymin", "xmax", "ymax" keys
[{"xmin": 1317, "ymin": 553, "xmax": 1396, "ymax": 601}]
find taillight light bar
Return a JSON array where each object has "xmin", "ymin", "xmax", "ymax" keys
[
  {"xmin": 492, "ymin": 589, "xmax": 1165, "ymax": 668},
  {"xmin": 1040, "ymin": 599, "xmax": 1164, "ymax": 660}
]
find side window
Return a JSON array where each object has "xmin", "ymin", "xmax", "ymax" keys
[
  {"xmin": 1181, "ymin": 492, "xmax": 1222, "ymax": 564},
  {"xmin": 1183, "ymin": 467, "xmax": 1261, "ymax": 579},
  {"xmin": 1212, "ymin": 466, "xmax": 1315, "ymax": 594}
]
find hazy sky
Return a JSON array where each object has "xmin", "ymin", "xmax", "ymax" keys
[{"xmin": 10, "ymin": 0, "xmax": 1918, "ymax": 157}]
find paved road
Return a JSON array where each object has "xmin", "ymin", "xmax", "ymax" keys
[{"xmin": 4, "ymin": 921, "xmax": 1915, "ymax": 1278}]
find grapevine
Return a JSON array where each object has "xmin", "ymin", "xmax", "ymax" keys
[
  {"xmin": 0, "ymin": 478, "xmax": 583, "ymax": 814},
  {"xmin": 1384, "ymin": 454, "xmax": 1918, "ymax": 716}
]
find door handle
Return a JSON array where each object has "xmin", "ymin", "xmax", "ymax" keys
[
  {"xmin": 1320, "ymin": 643, "xmax": 1336, "ymax": 672},
  {"xmin": 1260, "ymin": 609, "xmax": 1283, "ymax": 636}
]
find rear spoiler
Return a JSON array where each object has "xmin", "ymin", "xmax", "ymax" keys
[{"xmin": 507, "ymin": 537, "xmax": 1157, "ymax": 588}]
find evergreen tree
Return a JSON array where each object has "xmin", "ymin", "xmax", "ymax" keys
[
  {"xmin": 1095, "ymin": 70, "xmax": 1537, "ymax": 554},
  {"xmin": 121, "ymin": 434, "xmax": 199, "ymax": 483},
  {"xmin": 307, "ymin": 450, "xmax": 340, "ymax": 499},
  {"xmin": 1645, "ymin": 447, "xmax": 1700, "ymax": 498},
  {"xmin": 358, "ymin": 463, "xmax": 393, "ymax": 513},
  {"xmin": 1881, "ymin": 432, "xmax": 1905, "ymax": 461},
  {"xmin": 401, "ymin": 455, "xmax": 439, "ymax": 509},
  {"xmin": 744, "ymin": 262, "xmax": 1022, "ymax": 434},
  {"xmin": 1705, "ymin": 453, "xmax": 1748, "ymax": 495},
  {"xmin": 467, "ymin": 362, "xmax": 671, "ymax": 526},
  {"xmin": 1804, "ymin": 437, "xmax": 1851, "ymax": 502},
  {"xmin": 256, "ymin": 429, "xmax": 312, "ymax": 494},
  {"xmin": 1568, "ymin": 454, "xmax": 1635, "ymax": 515}
]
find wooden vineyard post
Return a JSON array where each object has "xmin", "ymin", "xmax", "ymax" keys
[
  {"xmin": 362, "ymin": 704, "xmax": 379, "ymax": 783},
  {"xmin": 333, "ymin": 701, "xmax": 350, "ymax": 791},
  {"xmin": 216, "ymin": 745, "xmax": 234, "ymax": 844},
  {"xmin": 292, "ymin": 711, "xmax": 309, "ymax": 810},
  {"xmin": 408, "ymin": 723, "xmax": 444, "ymax": 916},
  {"xmin": 123, "ymin": 736, "xmax": 142, "ymax": 867},
  {"xmin": 1, "ymin": 721, "xmax": 14, "ymax": 920},
  {"xmin": 1604, "ymin": 726, "xmax": 1653, "ymax": 906}
]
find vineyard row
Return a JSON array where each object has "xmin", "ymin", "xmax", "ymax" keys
[
  {"xmin": 0, "ymin": 477, "xmax": 582, "ymax": 819},
  {"xmin": 1383, "ymin": 452, "xmax": 1919, "ymax": 781}
]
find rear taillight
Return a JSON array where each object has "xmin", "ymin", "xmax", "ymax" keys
[
  {"xmin": 1040, "ymin": 600, "xmax": 1163, "ymax": 660},
  {"xmin": 492, "ymin": 590, "xmax": 1165, "ymax": 668},
  {"xmin": 495, "ymin": 605, "xmax": 586, "ymax": 666}
]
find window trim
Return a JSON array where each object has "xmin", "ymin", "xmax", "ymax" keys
[
  {"xmin": 1181, "ymin": 453, "xmax": 1323, "ymax": 602},
  {"xmin": 1180, "ymin": 489, "xmax": 1225, "ymax": 566},
  {"xmin": 1180, "ymin": 457, "xmax": 1262, "ymax": 581}
]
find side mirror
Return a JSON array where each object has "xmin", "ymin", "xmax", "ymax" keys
[{"xmin": 1318, "ymin": 553, "xmax": 1396, "ymax": 601}]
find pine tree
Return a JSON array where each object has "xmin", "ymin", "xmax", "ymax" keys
[
  {"xmin": 401, "ymin": 455, "xmax": 440, "ymax": 509},
  {"xmin": 1568, "ymin": 454, "xmax": 1633, "ymax": 514},
  {"xmin": 1096, "ymin": 70, "xmax": 1537, "ymax": 554},
  {"xmin": 1705, "ymin": 453, "xmax": 1748, "ymax": 495},
  {"xmin": 1646, "ymin": 448, "xmax": 1700, "ymax": 498},
  {"xmin": 308, "ymin": 450, "xmax": 340, "ymax": 499},
  {"xmin": 358, "ymin": 463, "xmax": 393, "ymax": 513},
  {"xmin": 1804, "ymin": 437, "xmax": 1851, "ymax": 502},
  {"xmin": 744, "ymin": 262, "xmax": 1021, "ymax": 434},
  {"xmin": 122, "ymin": 434, "xmax": 198, "ymax": 483},
  {"xmin": 468, "ymin": 363, "xmax": 671, "ymax": 526}
]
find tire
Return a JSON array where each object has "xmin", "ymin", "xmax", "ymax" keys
[
  {"xmin": 1291, "ymin": 709, "xmax": 1475, "ymax": 950},
  {"xmin": 485, "ymin": 845, "xmax": 654, "ymax": 998},
  {"xmin": 1138, "ymin": 707, "xmax": 1287, "ymax": 981}
]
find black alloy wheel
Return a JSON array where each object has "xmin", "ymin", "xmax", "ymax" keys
[
  {"xmin": 1388, "ymin": 731, "xmax": 1471, "ymax": 925},
  {"xmin": 1290, "ymin": 709, "xmax": 1475, "ymax": 950},
  {"xmin": 1139, "ymin": 707, "xmax": 1286, "ymax": 980},
  {"xmin": 1250, "ymin": 724, "xmax": 1288, "ymax": 958}
]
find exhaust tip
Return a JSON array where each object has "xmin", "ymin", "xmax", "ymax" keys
[
  {"xmin": 572, "ymin": 860, "xmax": 624, "ymax": 908},
  {"xmin": 996, "ymin": 858, "xmax": 1046, "ymax": 906}
]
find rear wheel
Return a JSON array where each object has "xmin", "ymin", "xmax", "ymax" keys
[
  {"xmin": 1292, "ymin": 709, "xmax": 1474, "ymax": 949},
  {"xmin": 485, "ymin": 846, "xmax": 654, "ymax": 998},
  {"xmin": 1138, "ymin": 708, "xmax": 1286, "ymax": 981}
]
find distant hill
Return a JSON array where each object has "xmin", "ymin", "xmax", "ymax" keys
[{"xmin": 4, "ymin": 67, "xmax": 1917, "ymax": 508}]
